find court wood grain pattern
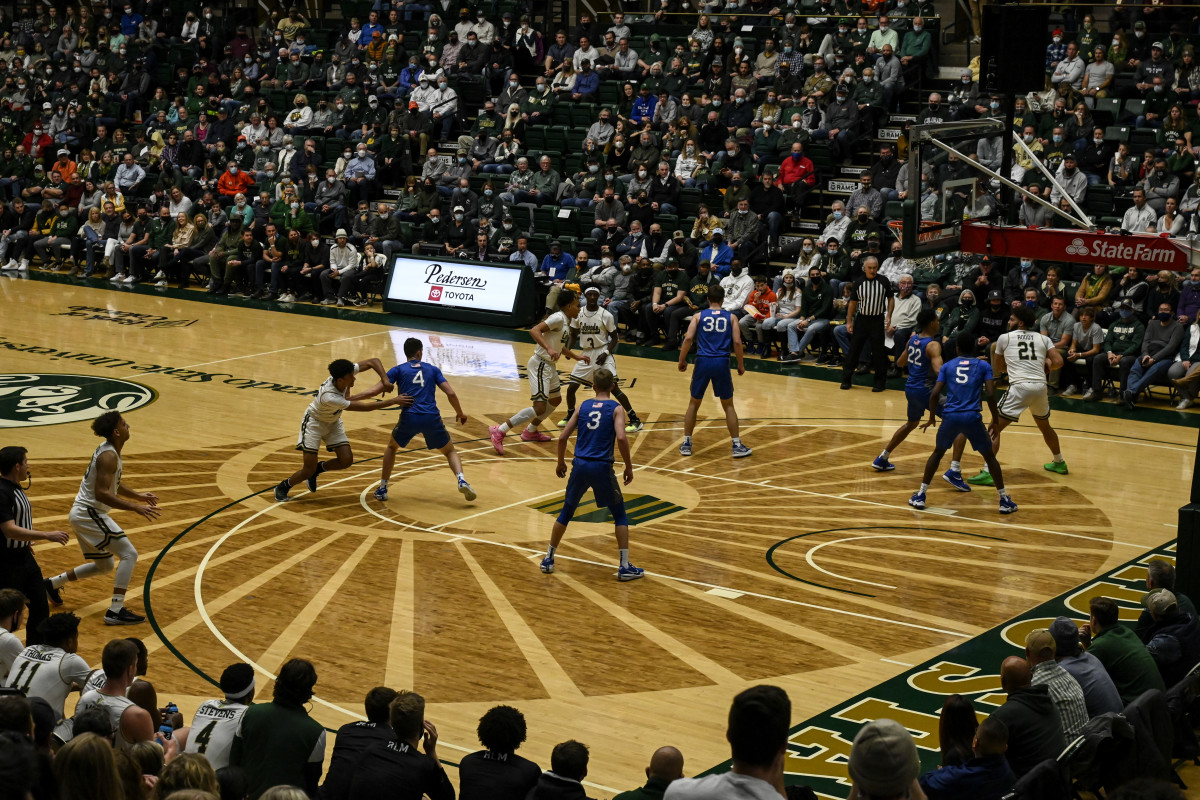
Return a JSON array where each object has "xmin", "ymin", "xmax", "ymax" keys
[{"xmin": 2, "ymin": 278, "xmax": 1195, "ymax": 793}]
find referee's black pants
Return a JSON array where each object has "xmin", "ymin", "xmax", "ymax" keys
[
  {"xmin": 0, "ymin": 548, "xmax": 49, "ymax": 644},
  {"xmin": 842, "ymin": 313, "xmax": 888, "ymax": 390}
]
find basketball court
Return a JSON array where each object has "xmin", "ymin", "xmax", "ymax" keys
[{"xmin": 2, "ymin": 274, "xmax": 1197, "ymax": 794}]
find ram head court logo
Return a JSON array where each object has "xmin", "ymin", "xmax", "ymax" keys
[
  {"xmin": 1065, "ymin": 238, "xmax": 1090, "ymax": 256},
  {"xmin": 0, "ymin": 374, "xmax": 155, "ymax": 428}
]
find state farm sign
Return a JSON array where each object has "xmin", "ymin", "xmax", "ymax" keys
[{"xmin": 960, "ymin": 224, "xmax": 1194, "ymax": 271}]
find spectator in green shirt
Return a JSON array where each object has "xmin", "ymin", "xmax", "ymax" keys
[{"xmin": 1082, "ymin": 595, "xmax": 1165, "ymax": 704}]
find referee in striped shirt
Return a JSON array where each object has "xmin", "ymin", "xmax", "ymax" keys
[
  {"xmin": 0, "ymin": 447, "xmax": 69, "ymax": 644},
  {"xmin": 841, "ymin": 256, "xmax": 895, "ymax": 392}
]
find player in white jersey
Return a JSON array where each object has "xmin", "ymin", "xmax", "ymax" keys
[
  {"xmin": 6, "ymin": 612, "xmax": 91, "ymax": 741},
  {"xmin": 46, "ymin": 412, "xmax": 160, "ymax": 626},
  {"xmin": 490, "ymin": 289, "xmax": 589, "ymax": 454},
  {"xmin": 71, "ymin": 638, "xmax": 153, "ymax": 749},
  {"xmin": 274, "ymin": 358, "xmax": 409, "ymax": 502},
  {"xmin": 184, "ymin": 662, "xmax": 256, "ymax": 771},
  {"xmin": 558, "ymin": 286, "xmax": 644, "ymax": 433},
  {"xmin": 967, "ymin": 305, "xmax": 1067, "ymax": 486},
  {"xmin": 0, "ymin": 588, "xmax": 25, "ymax": 674}
]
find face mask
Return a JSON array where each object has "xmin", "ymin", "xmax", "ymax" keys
[
  {"xmin": 712, "ymin": 99, "xmax": 722, "ymax": 108},
  {"xmin": 484, "ymin": 189, "xmax": 493, "ymax": 197},
  {"xmin": 454, "ymin": 213, "xmax": 464, "ymax": 221},
  {"xmin": 1158, "ymin": 311, "xmax": 1173, "ymax": 321},
  {"xmin": 1120, "ymin": 308, "xmax": 1135, "ymax": 319},
  {"xmin": 230, "ymin": 166, "xmax": 238, "ymax": 174},
  {"xmin": 327, "ymin": 177, "xmax": 335, "ymax": 183},
  {"xmin": 833, "ymin": 210, "xmax": 843, "ymax": 220},
  {"xmin": 602, "ymin": 257, "xmax": 612, "ymax": 266},
  {"xmin": 1023, "ymin": 134, "xmax": 1034, "ymax": 143},
  {"xmin": 1053, "ymin": 135, "xmax": 1063, "ymax": 144},
  {"xmin": 1053, "ymin": 36, "xmax": 1061, "ymax": 43}
]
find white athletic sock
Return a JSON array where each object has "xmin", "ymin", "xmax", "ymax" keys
[
  {"xmin": 732, "ymin": 437, "xmax": 742, "ymax": 446},
  {"xmin": 920, "ymin": 483, "xmax": 929, "ymax": 492},
  {"xmin": 378, "ymin": 478, "xmax": 388, "ymax": 488},
  {"xmin": 950, "ymin": 461, "xmax": 961, "ymax": 473},
  {"xmin": 1053, "ymin": 453, "xmax": 1064, "ymax": 462},
  {"xmin": 546, "ymin": 545, "xmax": 556, "ymax": 558},
  {"xmin": 456, "ymin": 472, "xmax": 465, "ymax": 481},
  {"xmin": 109, "ymin": 594, "xmax": 124, "ymax": 613},
  {"xmin": 880, "ymin": 449, "xmax": 891, "ymax": 459},
  {"xmin": 50, "ymin": 572, "xmax": 68, "ymax": 589},
  {"xmin": 619, "ymin": 548, "xmax": 629, "ymax": 567},
  {"xmin": 998, "ymin": 487, "xmax": 1010, "ymax": 498},
  {"xmin": 499, "ymin": 422, "xmax": 512, "ymax": 434},
  {"xmin": 683, "ymin": 435, "xmax": 692, "ymax": 445}
]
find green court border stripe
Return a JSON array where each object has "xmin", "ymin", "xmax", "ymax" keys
[
  {"xmin": 765, "ymin": 526, "xmax": 1009, "ymax": 598},
  {"xmin": 25, "ymin": 268, "xmax": 1200, "ymax": 429}
]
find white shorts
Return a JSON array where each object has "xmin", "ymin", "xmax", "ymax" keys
[
  {"xmin": 570, "ymin": 350, "xmax": 618, "ymax": 384},
  {"xmin": 68, "ymin": 506, "xmax": 126, "ymax": 561},
  {"xmin": 295, "ymin": 412, "xmax": 349, "ymax": 453},
  {"xmin": 527, "ymin": 354, "xmax": 561, "ymax": 402},
  {"xmin": 998, "ymin": 381, "xmax": 1050, "ymax": 422}
]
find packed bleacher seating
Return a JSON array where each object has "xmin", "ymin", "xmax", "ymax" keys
[{"xmin": 0, "ymin": 0, "xmax": 1197, "ymax": 414}]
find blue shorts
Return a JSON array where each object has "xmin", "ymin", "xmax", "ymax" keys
[
  {"xmin": 936, "ymin": 412, "xmax": 993, "ymax": 454},
  {"xmin": 905, "ymin": 388, "xmax": 945, "ymax": 423},
  {"xmin": 690, "ymin": 356, "xmax": 734, "ymax": 400},
  {"xmin": 391, "ymin": 412, "xmax": 451, "ymax": 451},
  {"xmin": 556, "ymin": 459, "xmax": 629, "ymax": 526}
]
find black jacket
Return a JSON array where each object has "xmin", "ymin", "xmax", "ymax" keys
[{"xmin": 990, "ymin": 685, "xmax": 1066, "ymax": 779}]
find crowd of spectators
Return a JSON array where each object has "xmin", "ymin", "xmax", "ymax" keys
[
  {"xmin": 0, "ymin": 0, "xmax": 1196, "ymax": 409},
  {"xmin": 2, "ymin": 560, "xmax": 1199, "ymax": 800}
]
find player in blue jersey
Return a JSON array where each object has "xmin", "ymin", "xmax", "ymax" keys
[
  {"xmin": 370, "ymin": 338, "xmax": 476, "ymax": 503},
  {"xmin": 677, "ymin": 284, "xmax": 752, "ymax": 459},
  {"xmin": 909, "ymin": 333, "xmax": 1017, "ymax": 514},
  {"xmin": 541, "ymin": 368, "xmax": 643, "ymax": 581},
  {"xmin": 873, "ymin": 308, "xmax": 944, "ymax": 472}
]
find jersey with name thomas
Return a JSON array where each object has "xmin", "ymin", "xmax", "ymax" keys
[
  {"xmin": 574, "ymin": 398, "xmax": 619, "ymax": 463},
  {"xmin": 938, "ymin": 357, "xmax": 994, "ymax": 415},
  {"xmin": 905, "ymin": 335, "xmax": 937, "ymax": 392},
  {"xmin": 996, "ymin": 329, "xmax": 1053, "ymax": 385},
  {"xmin": 571, "ymin": 306, "xmax": 617, "ymax": 352},
  {"xmin": 696, "ymin": 308, "xmax": 733, "ymax": 358},
  {"xmin": 387, "ymin": 360, "xmax": 445, "ymax": 416},
  {"xmin": 305, "ymin": 376, "xmax": 352, "ymax": 424},
  {"xmin": 534, "ymin": 311, "xmax": 571, "ymax": 362},
  {"xmin": 6, "ymin": 645, "xmax": 92, "ymax": 722}
]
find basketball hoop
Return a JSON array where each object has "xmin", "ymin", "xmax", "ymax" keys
[{"xmin": 887, "ymin": 219, "xmax": 943, "ymax": 245}]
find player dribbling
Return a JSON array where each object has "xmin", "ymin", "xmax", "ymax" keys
[
  {"xmin": 541, "ymin": 368, "xmax": 643, "ymax": 581},
  {"xmin": 275, "ymin": 358, "xmax": 409, "ymax": 502}
]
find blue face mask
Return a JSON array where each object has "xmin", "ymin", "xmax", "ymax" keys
[
  {"xmin": 833, "ymin": 210, "xmax": 843, "ymax": 220},
  {"xmin": 1025, "ymin": 300, "xmax": 1038, "ymax": 308},
  {"xmin": 1119, "ymin": 308, "xmax": 1135, "ymax": 319},
  {"xmin": 1021, "ymin": 260, "xmax": 1032, "ymax": 270}
]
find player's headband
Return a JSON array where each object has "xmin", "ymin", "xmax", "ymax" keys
[{"xmin": 226, "ymin": 677, "xmax": 256, "ymax": 700}]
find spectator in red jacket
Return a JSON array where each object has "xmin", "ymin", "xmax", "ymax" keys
[
  {"xmin": 217, "ymin": 161, "xmax": 255, "ymax": 198},
  {"xmin": 778, "ymin": 141, "xmax": 815, "ymax": 205}
]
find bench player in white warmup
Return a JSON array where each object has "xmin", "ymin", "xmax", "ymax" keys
[
  {"xmin": 966, "ymin": 305, "xmax": 1068, "ymax": 486},
  {"xmin": 559, "ymin": 285, "xmax": 644, "ymax": 433},
  {"xmin": 275, "ymin": 358, "xmax": 409, "ymax": 502},
  {"xmin": 491, "ymin": 289, "xmax": 589, "ymax": 454},
  {"xmin": 45, "ymin": 412, "xmax": 159, "ymax": 626},
  {"xmin": 4, "ymin": 611, "xmax": 92, "ymax": 742},
  {"xmin": 184, "ymin": 662, "xmax": 256, "ymax": 770}
]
